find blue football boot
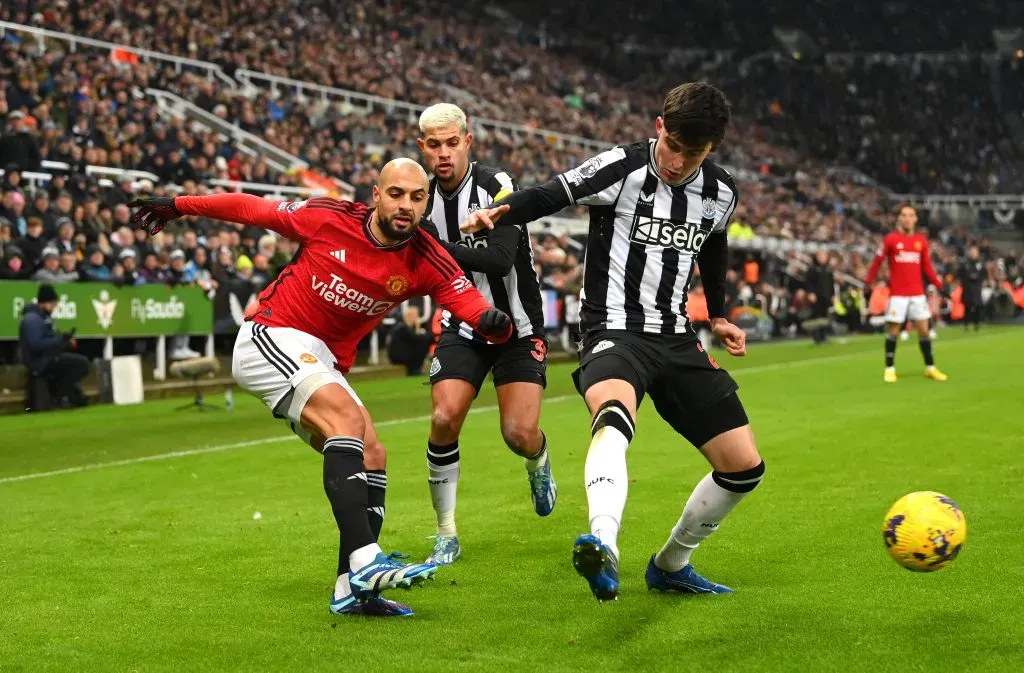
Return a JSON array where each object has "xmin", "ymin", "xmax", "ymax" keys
[
  {"xmin": 644, "ymin": 556, "xmax": 734, "ymax": 594},
  {"xmin": 528, "ymin": 458, "xmax": 557, "ymax": 517},
  {"xmin": 572, "ymin": 533, "xmax": 619, "ymax": 602},
  {"xmin": 349, "ymin": 552, "xmax": 437, "ymax": 599}
]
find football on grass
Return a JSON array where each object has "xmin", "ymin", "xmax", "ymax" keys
[{"xmin": 883, "ymin": 491, "xmax": 966, "ymax": 572}]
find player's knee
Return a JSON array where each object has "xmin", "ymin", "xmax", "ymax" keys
[
  {"xmin": 500, "ymin": 420, "xmax": 537, "ymax": 455},
  {"xmin": 363, "ymin": 435, "xmax": 386, "ymax": 470},
  {"xmin": 431, "ymin": 403, "xmax": 467, "ymax": 441}
]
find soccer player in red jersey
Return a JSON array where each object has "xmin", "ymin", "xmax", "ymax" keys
[
  {"xmin": 129, "ymin": 159, "xmax": 514, "ymax": 617},
  {"xmin": 864, "ymin": 204, "xmax": 948, "ymax": 383}
]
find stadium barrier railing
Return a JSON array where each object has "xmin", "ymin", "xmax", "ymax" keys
[
  {"xmin": 0, "ymin": 21, "xmax": 236, "ymax": 90},
  {"xmin": 144, "ymin": 89, "xmax": 306, "ymax": 175},
  {"xmin": 232, "ymin": 69, "xmax": 612, "ymax": 154}
]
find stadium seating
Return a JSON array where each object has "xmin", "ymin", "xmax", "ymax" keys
[
  {"xmin": 1, "ymin": 2, "xmax": 1021, "ymax": 363},
  {"xmin": 5, "ymin": 0, "xmax": 1021, "ymax": 194}
]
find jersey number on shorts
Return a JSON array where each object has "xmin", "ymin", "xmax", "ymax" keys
[
  {"xmin": 696, "ymin": 341, "xmax": 720, "ymax": 370},
  {"xmin": 530, "ymin": 338, "xmax": 548, "ymax": 363}
]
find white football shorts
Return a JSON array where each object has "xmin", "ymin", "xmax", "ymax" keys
[
  {"xmin": 232, "ymin": 321, "xmax": 363, "ymax": 445},
  {"xmin": 885, "ymin": 295, "xmax": 931, "ymax": 323}
]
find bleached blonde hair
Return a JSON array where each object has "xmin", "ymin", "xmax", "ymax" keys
[{"xmin": 418, "ymin": 103, "xmax": 468, "ymax": 135}]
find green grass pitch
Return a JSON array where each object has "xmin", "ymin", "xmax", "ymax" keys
[{"xmin": 1, "ymin": 328, "xmax": 1023, "ymax": 672}]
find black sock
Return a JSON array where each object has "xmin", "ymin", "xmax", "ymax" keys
[
  {"xmin": 885, "ymin": 336, "xmax": 897, "ymax": 368},
  {"xmin": 323, "ymin": 436, "xmax": 375, "ymax": 576},
  {"xmin": 919, "ymin": 338, "xmax": 935, "ymax": 367},
  {"xmin": 367, "ymin": 469, "xmax": 387, "ymax": 540}
]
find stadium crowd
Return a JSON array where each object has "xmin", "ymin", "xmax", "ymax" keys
[
  {"xmin": 0, "ymin": 0, "xmax": 1022, "ymax": 367},
  {"xmin": 3, "ymin": 0, "xmax": 1022, "ymax": 194}
]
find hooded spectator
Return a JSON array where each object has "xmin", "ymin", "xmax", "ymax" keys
[
  {"xmin": 49, "ymin": 217, "xmax": 76, "ymax": 255},
  {"xmin": 80, "ymin": 244, "xmax": 111, "ymax": 281},
  {"xmin": 2, "ymin": 163, "xmax": 22, "ymax": 192},
  {"xmin": 2, "ymin": 245, "xmax": 28, "ymax": 280},
  {"xmin": 16, "ymin": 216, "xmax": 47, "ymax": 269}
]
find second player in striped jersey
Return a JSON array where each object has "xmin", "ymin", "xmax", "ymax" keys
[{"xmin": 415, "ymin": 103, "xmax": 556, "ymax": 565}]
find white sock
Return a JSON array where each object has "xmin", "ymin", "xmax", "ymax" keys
[
  {"xmin": 334, "ymin": 573, "xmax": 352, "ymax": 600},
  {"xmin": 585, "ymin": 413, "xmax": 633, "ymax": 559},
  {"xmin": 349, "ymin": 542, "xmax": 383, "ymax": 572},
  {"xmin": 427, "ymin": 441, "xmax": 460, "ymax": 537},
  {"xmin": 524, "ymin": 434, "xmax": 549, "ymax": 474},
  {"xmin": 654, "ymin": 465, "xmax": 764, "ymax": 572}
]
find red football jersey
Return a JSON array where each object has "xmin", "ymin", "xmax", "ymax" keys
[
  {"xmin": 175, "ymin": 194, "xmax": 501, "ymax": 373},
  {"xmin": 865, "ymin": 230, "xmax": 942, "ymax": 297}
]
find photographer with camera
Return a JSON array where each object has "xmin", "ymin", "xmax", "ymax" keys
[{"xmin": 18, "ymin": 284, "xmax": 90, "ymax": 409}]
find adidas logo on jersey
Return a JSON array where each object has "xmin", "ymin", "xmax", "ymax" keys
[
  {"xmin": 592, "ymin": 340, "xmax": 614, "ymax": 354},
  {"xmin": 330, "ymin": 250, "xmax": 346, "ymax": 263}
]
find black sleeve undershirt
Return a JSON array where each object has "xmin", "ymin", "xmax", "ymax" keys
[
  {"xmin": 697, "ymin": 232, "xmax": 729, "ymax": 319},
  {"xmin": 436, "ymin": 224, "xmax": 520, "ymax": 276}
]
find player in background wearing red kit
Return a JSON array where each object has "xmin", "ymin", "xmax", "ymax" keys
[
  {"xmin": 864, "ymin": 204, "xmax": 948, "ymax": 383},
  {"xmin": 128, "ymin": 159, "xmax": 514, "ymax": 618}
]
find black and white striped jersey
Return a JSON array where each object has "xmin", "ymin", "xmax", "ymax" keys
[
  {"xmin": 426, "ymin": 162, "xmax": 544, "ymax": 343},
  {"xmin": 557, "ymin": 139, "xmax": 738, "ymax": 335}
]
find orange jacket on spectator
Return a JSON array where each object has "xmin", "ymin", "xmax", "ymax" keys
[
  {"xmin": 1004, "ymin": 281, "xmax": 1024, "ymax": 309},
  {"xmin": 687, "ymin": 290, "xmax": 709, "ymax": 323},
  {"xmin": 744, "ymin": 260, "xmax": 759, "ymax": 285},
  {"xmin": 868, "ymin": 285, "xmax": 890, "ymax": 315},
  {"xmin": 950, "ymin": 285, "xmax": 965, "ymax": 321}
]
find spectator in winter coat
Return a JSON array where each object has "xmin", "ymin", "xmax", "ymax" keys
[
  {"xmin": 0, "ymin": 112, "xmax": 42, "ymax": 171},
  {"xmin": 19, "ymin": 284, "xmax": 89, "ymax": 407},
  {"xmin": 32, "ymin": 247, "xmax": 78, "ymax": 282}
]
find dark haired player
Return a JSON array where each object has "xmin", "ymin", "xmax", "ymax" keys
[
  {"xmin": 865, "ymin": 204, "xmax": 948, "ymax": 383},
  {"xmin": 463, "ymin": 82, "xmax": 766, "ymax": 601}
]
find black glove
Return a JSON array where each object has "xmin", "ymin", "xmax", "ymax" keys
[
  {"xmin": 477, "ymin": 308, "xmax": 513, "ymax": 343},
  {"xmin": 128, "ymin": 197, "xmax": 181, "ymax": 235}
]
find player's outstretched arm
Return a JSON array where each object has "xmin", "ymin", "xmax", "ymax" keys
[
  {"xmin": 461, "ymin": 179, "xmax": 571, "ymax": 234},
  {"xmin": 129, "ymin": 194, "xmax": 325, "ymax": 242},
  {"xmin": 411, "ymin": 232, "xmax": 513, "ymax": 343},
  {"xmin": 462, "ymin": 147, "xmax": 630, "ymax": 235},
  {"xmin": 422, "ymin": 218, "xmax": 519, "ymax": 276}
]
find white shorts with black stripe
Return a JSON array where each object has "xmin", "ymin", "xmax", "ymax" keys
[{"xmin": 232, "ymin": 321, "xmax": 363, "ymax": 433}]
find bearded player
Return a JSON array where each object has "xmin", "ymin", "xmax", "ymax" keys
[
  {"xmin": 865, "ymin": 204, "xmax": 948, "ymax": 383},
  {"xmin": 128, "ymin": 159, "xmax": 513, "ymax": 617},
  {"xmin": 415, "ymin": 103, "xmax": 555, "ymax": 566}
]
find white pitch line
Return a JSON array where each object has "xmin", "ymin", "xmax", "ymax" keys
[
  {"xmin": 0, "ymin": 395, "xmax": 571, "ymax": 485},
  {"xmin": 0, "ymin": 333, "xmax": 996, "ymax": 486}
]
